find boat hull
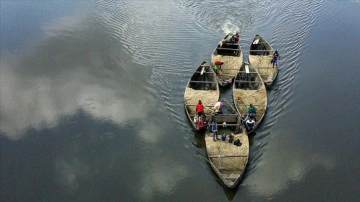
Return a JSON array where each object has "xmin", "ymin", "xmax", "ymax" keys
[
  {"xmin": 249, "ymin": 34, "xmax": 278, "ymax": 87},
  {"xmin": 184, "ymin": 61, "xmax": 220, "ymax": 131},
  {"xmin": 233, "ymin": 62, "xmax": 267, "ymax": 133},
  {"xmin": 211, "ymin": 33, "xmax": 243, "ymax": 87}
]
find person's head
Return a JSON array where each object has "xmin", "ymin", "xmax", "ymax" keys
[
  {"xmin": 198, "ymin": 100, "xmax": 202, "ymax": 104},
  {"xmin": 275, "ymin": 50, "xmax": 278, "ymax": 54},
  {"xmin": 250, "ymin": 103, "xmax": 253, "ymax": 107}
]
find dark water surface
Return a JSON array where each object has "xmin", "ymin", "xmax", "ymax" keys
[{"xmin": 1, "ymin": 0, "xmax": 360, "ymax": 201}]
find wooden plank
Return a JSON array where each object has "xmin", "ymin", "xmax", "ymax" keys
[
  {"xmin": 200, "ymin": 66, "xmax": 205, "ymax": 75},
  {"xmin": 216, "ymin": 47, "xmax": 240, "ymax": 51},
  {"xmin": 209, "ymin": 154, "xmax": 248, "ymax": 158},
  {"xmin": 189, "ymin": 81, "xmax": 217, "ymax": 84},
  {"xmin": 234, "ymin": 80, "xmax": 263, "ymax": 83},
  {"xmin": 209, "ymin": 123, "xmax": 239, "ymax": 127},
  {"xmin": 194, "ymin": 71, "xmax": 213, "ymax": 74},
  {"xmin": 245, "ymin": 64, "xmax": 250, "ymax": 73},
  {"xmin": 249, "ymin": 49, "xmax": 272, "ymax": 52},
  {"xmin": 224, "ymin": 173, "xmax": 240, "ymax": 180},
  {"xmin": 224, "ymin": 176, "xmax": 241, "ymax": 180},
  {"xmin": 233, "ymin": 104, "xmax": 261, "ymax": 106},
  {"xmin": 186, "ymin": 104, "xmax": 216, "ymax": 107},
  {"xmin": 251, "ymin": 41, "xmax": 268, "ymax": 44},
  {"xmin": 211, "ymin": 114, "xmax": 239, "ymax": 117},
  {"xmin": 221, "ymin": 68, "xmax": 242, "ymax": 70},
  {"xmin": 252, "ymin": 66, "xmax": 274, "ymax": 69}
]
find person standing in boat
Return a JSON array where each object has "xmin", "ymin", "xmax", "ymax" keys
[
  {"xmin": 196, "ymin": 100, "xmax": 204, "ymax": 117},
  {"xmin": 211, "ymin": 120, "xmax": 219, "ymax": 141},
  {"xmin": 197, "ymin": 116, "xmax": 204, "ymax": 130},
  {"xmin": 272, "ymin": 50, "xmax": 280, "ymax": 68},
  {"xmin": 247, "ymin": 103, "xmax": 257, "ymax": 121}
]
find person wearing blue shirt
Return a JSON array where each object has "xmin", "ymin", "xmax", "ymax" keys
[
  {"xmin": 211, "ymin": 121, "xmax": 218, "ymax": 142},
  {"xmin": 272, "ymin": 50, "xmax": 280, "ymax": 68}
]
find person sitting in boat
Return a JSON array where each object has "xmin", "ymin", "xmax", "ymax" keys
[
  {"xmin": 221, "ymin": 133, "xmax": 227, "ymax": 141},
  {"xmin": 213, "ymin": 99, "xmax": 225, "ymax": 114},
  {"xmin": 247, "ymin": 103, "xmax": 257, "ymax": 121},
  {"xmin": 196, "ymin": 100, "xmax": 204, "ymax": 117},
  {"xmin": 248, "ymin": 104, "xmax": 257, "ymax": 113},
  {"xmin": 245, "ymin": 117, "xmax": 255, "ymax": 132},
  {"xmin": 231, "ymin": 32, "xmax": 239, "ymax": 43},
  {"xmin": 211, "ymin": 120, "xmax": 219, "ymax": 142},
  {"xmin": 271, "ymin": 50, "xmax": 280, "ymax": 68}
]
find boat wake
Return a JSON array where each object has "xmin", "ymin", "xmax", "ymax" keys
[{"xmin": 221, "ymin": 20, "xmax": 240, "ymax": 35}]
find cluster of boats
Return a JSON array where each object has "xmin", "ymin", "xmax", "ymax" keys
[{"xmin": 183, "ymin": 33, "xmax": 278, "ymax": 188}]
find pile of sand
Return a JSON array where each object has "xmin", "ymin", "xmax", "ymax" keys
[
  {"xmin": 205, "ymin": 133, "xmax": 249, "ymax": 171},
  {"xmin": 184, "ymin": 87, "xmax": 219, "ymax": 114},
  {"xmin": 249, "ymin": 55, "xmax": 272, "ymax": 67},
  {"xmin": 249, "ymin": 55, "xmax": 277, "ymax": 81},
  {"xmin": 233, "ymin": 87, "xmax": 267, "ymax": 120}
]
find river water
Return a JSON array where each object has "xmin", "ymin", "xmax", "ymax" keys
[{"xmin": 1, "ymin": 0, "xmax": 360, "ymax": 201}]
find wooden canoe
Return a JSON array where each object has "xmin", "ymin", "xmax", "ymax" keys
[
  {"xmin": 205, "ymin": 99, "xmax": 249, "ymax": 188},
  {"xmin": 249, "ymin": 34, "xmax": 278, "ymax": 87},
  {"xmin": 184, "ymin": 60, "xmax": 220, "ymax": 131},
  {"xmin": 233, "ymin": 62, "xmax": 267, "ymax": 133},
  {"xmin": 211, "ymin": 33, "xmax": 243, "ymax": 87}
]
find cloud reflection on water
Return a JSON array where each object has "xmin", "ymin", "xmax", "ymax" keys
[
  {"xmin": 0, "ymin": 8, "xmax": 189, "ymax": 198},
  {"xmin": 0, "ymin": 12, "xmax": 153, "ymax": 140},
  {"xmin": 245, "ymin": 133, "xmax": 335, "ymax": 198}
]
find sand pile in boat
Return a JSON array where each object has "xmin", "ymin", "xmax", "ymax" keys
[
  {"xmin": 233, "ymin": 87, "xmax": 267, "ymax": 117},
  {"xmin": 205, "ymin": 133, "xmax": 249, "ymax": 170},
  {"xmin": 211, "ymin": 54, "xmax": 243, "ymax": 76},
  {"xmin": 249, "ymin": 55, "xmax": 276, "ymax": 80},
  {"xmin": 184, "ymin": 88, "xmax": 219, "ymax": 114}
]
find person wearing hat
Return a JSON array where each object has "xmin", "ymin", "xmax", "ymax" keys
[{"xmin": 213, "ymin": 60, "xmax": 224, "ymax": 74}]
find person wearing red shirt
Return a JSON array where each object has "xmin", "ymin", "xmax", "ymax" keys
[
  {"xmin": 232, "ymin": 32, "xmax": 239, "ymax": 42},
  {"xmin": 197, "ymin": 117, "xmax": 204, "ymax": 130},
  {"xmin": 195, "ymin": 100, "xmax": 204, "ymax": 117}
]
